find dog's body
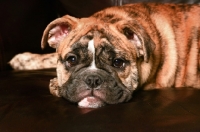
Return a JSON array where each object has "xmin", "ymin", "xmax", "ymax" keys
[{"xmin": 10, "ymin": 3, "xmax": 200, "ymax": 108}]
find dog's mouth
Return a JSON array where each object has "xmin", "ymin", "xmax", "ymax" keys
[
  {"xmin": 78, "ymin": 96, "xmax": 105, "ymax": 108},
  {"xmin": 61, "ymin": 69, "xmax": 133, "ymax": 108}
]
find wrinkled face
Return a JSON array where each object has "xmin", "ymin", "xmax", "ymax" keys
[
  {"xmin": 42, "ymin": 12, "xmax": 154, "ymax": 108},
  {"xmin": 56, "ymin": 28, "xmax": 140, "ymax": 107}
]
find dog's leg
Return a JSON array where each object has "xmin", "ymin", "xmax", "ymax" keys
[
  {"xmin": 49, "ymin": 78, "xmax": 61, "ymax": 97},
  {"xmin": 9, "ymin": 52, "xmax": 57, "ymax": 70}
]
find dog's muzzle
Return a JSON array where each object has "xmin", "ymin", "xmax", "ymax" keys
[
  {"xmin": 77, "ymin": 74, "xmax": 105, "ymax": 108},
  {"xmin": 59, "ymin": 68, "xmax": 132, "ymax": 108}
]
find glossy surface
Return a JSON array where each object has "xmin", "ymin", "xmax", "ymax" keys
[{"xmin": 0, "ymin": 69, "xmax": 200, "ymax": 131}]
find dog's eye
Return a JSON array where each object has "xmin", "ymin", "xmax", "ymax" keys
[
  {"xmin": 123, "ymin": 28, "xmax": 134, "ymax": 40},
  {"xmin": 66, "ymin": 56, "xmax": 78, "ymax": 67},
  {"xmin": 113, "ymin": 58, "xmax": 125, "ymax": 68}
]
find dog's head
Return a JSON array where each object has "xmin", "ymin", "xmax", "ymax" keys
[{"xmin": 41, "ymin": 6, "xmax": 155, "ymax": 108}]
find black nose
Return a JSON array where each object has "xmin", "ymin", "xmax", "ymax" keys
[{"xmin": 85, "ymin": 75, "xmax": 103, "ymax": 88}]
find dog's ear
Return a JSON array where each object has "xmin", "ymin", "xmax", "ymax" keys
[
  {"xmin": 41, "ymin": 15, "xmax": 78, "ymax": 49},
  {"xmin": 123, "ymin": 28, "xmax": 155, "ymax": 62}
]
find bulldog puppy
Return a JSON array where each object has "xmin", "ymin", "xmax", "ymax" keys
[{"xmin": 12, "ymin": 3, "xmax": 200, "ymax": 108}]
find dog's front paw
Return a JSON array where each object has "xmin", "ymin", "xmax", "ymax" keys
[{"xmin": 49, "ymin": 78, "xmax": 61, "ymax": 97}]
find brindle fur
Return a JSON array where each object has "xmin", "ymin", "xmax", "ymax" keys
[{"xmin": 10, "ymin": 3, "xmax": 200, "ymax": 106}]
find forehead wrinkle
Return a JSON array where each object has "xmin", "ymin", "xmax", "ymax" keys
[
  {"xmin": 94, "ymin": 31, "xmax": 133, "ymax": 61},
  {"xmin": 58, "ymin": 21, "xmax": 95, "ymax": 59},
  {"xmin": 71, "ymin": 36, "xmax": 91, "ymax": 51},
  {"xmin": 108, "ymin": 24, "xmax": 136, "ymax": 57},
  {"xmin": 93, "ymin": 22, "xmax": 132, "ymax": 52}
]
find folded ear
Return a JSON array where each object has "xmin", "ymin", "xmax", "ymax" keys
[
  {"xmin": 123, "ymin": 28, "xmax": 155, "ymax": 62},
  {"xmin": 41, "ymin": 15, "xmax": 78, "ymax": 49}
]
